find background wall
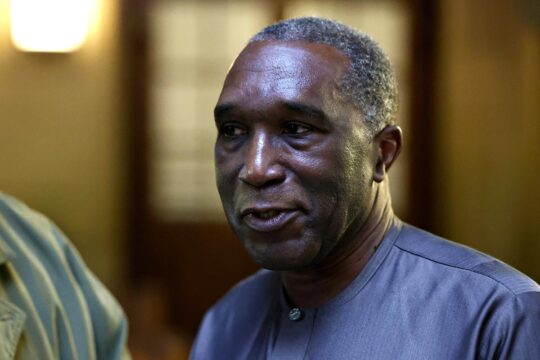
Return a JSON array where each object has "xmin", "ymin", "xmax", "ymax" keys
[
  {"xmin": 435, "ymin": 0, "xmax": 540, "ymax": 280},
  {"xmin": 0, "ymin": 0, "xmax": 126, "ymax": 289}
]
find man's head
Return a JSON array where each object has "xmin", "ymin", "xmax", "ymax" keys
[
  {"xmin": 214, "ymin": 17, "xmax": 401, "ymax": 271},
  {"xmin": 250, "ymin": 16, "xmax": 398, "ymax": 135}
]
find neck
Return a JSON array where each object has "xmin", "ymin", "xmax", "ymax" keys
[{"xmin": 281, "ymin": 182, "xmax": 394, "ymax": 308}]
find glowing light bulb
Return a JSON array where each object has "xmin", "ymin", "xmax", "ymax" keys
[{"xmin": 10, "ymin": 0, "xmax": 94, "ymax": 52}]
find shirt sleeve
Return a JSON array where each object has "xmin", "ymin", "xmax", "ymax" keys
[
  {"xmin": 52, "ymin": 223, "xmax": 131, "ymax": 360},
  {"xmin": 481, "ymin": 291, "xmax": 540, "ymax": 359}
]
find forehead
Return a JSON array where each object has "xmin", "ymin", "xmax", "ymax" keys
[{"xmin": 218, "ymin": 41, "xmax": 349, "ymax": 107}]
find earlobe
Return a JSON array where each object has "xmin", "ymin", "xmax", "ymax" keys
[{"xmin": 373, "ymin": 125, "xmax": 402, "ymax": 183}]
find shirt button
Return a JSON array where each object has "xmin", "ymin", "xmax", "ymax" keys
[{"xmin": 288, "ymin": 307, "xmax": 303, "ymax": 321}]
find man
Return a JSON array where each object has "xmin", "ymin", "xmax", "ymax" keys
[
  {"xmin": 0, "ymin": 192, "xmax": 130, "ymax": 359},
  {"xmin": 191, "ymin": 17, "xmax": 540, "ymax": 359}
]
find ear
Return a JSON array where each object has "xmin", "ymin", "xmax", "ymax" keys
[{"xmin": 373, "ymin": 125, "xmax": 402, "ymax": 183}]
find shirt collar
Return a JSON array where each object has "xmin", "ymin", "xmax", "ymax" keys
[{"xmin": 277, "ymin": 216, "xmax": 403, "ymax": 313}]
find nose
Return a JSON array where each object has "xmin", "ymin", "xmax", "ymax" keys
[{"xmin": 238, "ymin": 131, "xmax": 285, "ymax": 188}]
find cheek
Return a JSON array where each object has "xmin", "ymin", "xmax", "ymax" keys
[
  {"xmin": 340, "ymin": 133, "xmax": 373, "ymax": 187},
  {"xmin": 302, "ymin": 140, "xmax": 370, "ymax": 194},
  {"xmin": 214, "ymin": 148, "xmax": 238, "ymax": 186},
  {"xmin": 305, "ymin": 141, "xmax": 372, "ymax": 225},
  {"xmin": 295, "ymin": 155, "xmax": 347, "ymax": 223},
  {"xmin": 215, "ymin": 165, "xmax": 237, "ymax": 216}
]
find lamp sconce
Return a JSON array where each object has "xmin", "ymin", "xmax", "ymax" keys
[{"xmin": 10, "ymin": 0, "xmax": 94, "ymax": 53}]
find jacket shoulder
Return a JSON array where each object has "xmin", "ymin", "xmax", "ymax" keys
[{"xmin": 395, "ymin": 223, "xmax": 540, "ymax": 295}]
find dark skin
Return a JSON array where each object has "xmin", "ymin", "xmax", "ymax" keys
[{"xmin": 214, "ymin": 40, "xmax": 402, "ymax": 308}]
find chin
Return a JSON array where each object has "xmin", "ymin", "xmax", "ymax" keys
[
  {"xmin": 255, "ymin": 258, "xmax": 302, "ymax": 271},
  {"xmin": 245, "ymin": 241, "xmax": 321, "ymax": 271}
]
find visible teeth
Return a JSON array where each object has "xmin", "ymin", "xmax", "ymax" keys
[{"xmin": 257, "ymin": 210, "xmax": 279, "ymax": 219}]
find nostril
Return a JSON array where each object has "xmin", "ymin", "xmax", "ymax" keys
[
  {"xmin": 264, "ymin": 178, "xmax": 283, "ymax": 187},
  {"xmin": 238, "ymin": 164, "xmax": 285, "ymax": 188},
  {"xmin": 238, "ymin": 133, "xmax": 287, "ymax": 187}
]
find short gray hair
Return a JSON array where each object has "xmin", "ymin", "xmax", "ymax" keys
[{"xmin": 250, "ymin": 17, "xmax": 398, "ymax": 134}]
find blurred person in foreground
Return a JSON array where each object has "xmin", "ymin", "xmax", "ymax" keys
[
  {"xmin": 190, "ymin": 17, "xmax": 540, "ymax": 359},
  {"xmin": 0, "ymin": 192, "xmax": 130, "ymax": 359}
]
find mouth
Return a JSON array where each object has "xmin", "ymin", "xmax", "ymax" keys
[{"xmin": 241, "ymin": 207, "xmax": 301, "ymax": 233}]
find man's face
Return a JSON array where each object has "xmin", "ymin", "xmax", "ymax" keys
[{"xmin": 214, "ymin": 41, "xmax": 378, "ymax": 270}]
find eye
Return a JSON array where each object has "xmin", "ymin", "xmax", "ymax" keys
[
  {"xmin": 283, "ymin": 122, "xmax": 311, "ymax": 135},
  {"xmin": 220, "ymin": 124, "xmax": 247, "ymax": 137}
]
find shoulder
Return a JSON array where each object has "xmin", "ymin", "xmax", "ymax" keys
[
  {"xmin": 191, "ymin": 270, "xmax": 279, "ymax": 358},
  {"xmin": 0, "ymin": 192, "xmax": 52, "ymax": 233},
  {"xmin": 0, "ymin": 193, "xmax": 97, "ymax": 281},
  {"xmin": 480, "ymin": 290, "xmax": 540, "ymax": 357},
  {"xmin": 207, "ymin": 269, "xmax": 279, "ymax": 318},
  {"xmin": 0, "ymin": 192, "xmax": 68, "ymax": 259},
  {"xmin": 0, "ymin": 192, "xmax": 67, "ymax": 268},
  {"xmin": 389, "ymin": 223, "xmax": 540, "ymax": 355},
  {"xmin": 394, "ymin": 222, "xmax": 539, "ymax": 296}
]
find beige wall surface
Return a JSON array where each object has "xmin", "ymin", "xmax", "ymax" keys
[
  {"xmin": 0, "ymin": 0, "xmax": 125, "ymax": 289},
  {"xmin": 436, "ymin": 0, "xmax": 540, "ymax": 280}
]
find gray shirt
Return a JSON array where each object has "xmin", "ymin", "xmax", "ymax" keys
[{"xmin": 191, "ymin": 219, "xmax": 540, "ymax": 359}]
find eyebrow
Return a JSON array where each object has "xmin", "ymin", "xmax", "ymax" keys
[
  {"xmin": 282, "ymin": 101, "xmax": 327, "ymax": 120},
  {"xmin": 214, "ymin": 103, "xmax": 235, "ymax": 119},
  {"xmin": 214, "ymin": 101, "xmax": 327, "ymax": 120}
]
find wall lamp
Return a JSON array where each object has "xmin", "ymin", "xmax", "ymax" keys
[{"xmin": 10, "ymin": 0, "xmax": 94, "ymax": 53}]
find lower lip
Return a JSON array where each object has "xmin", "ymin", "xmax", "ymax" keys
[{"xmin": 243, "ymin": 210, "xmax": 300, "ymax": 233}]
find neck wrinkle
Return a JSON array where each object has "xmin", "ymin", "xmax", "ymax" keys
[{"xmin": 281, "ymin": 181, "xmax": 394, "ymax": 308}]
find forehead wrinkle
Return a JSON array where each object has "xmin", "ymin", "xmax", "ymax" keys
[
  {"xmin": 240, "ymin": 40, "xmax": 348, "ymax": 68},
  {"xmin": 226, "ymin": 66, "xmax": 339, "ymax": 108},
  {"xmin": 219, "ymin": 41, "xmax": 353, "ymax": 125},
  {"xmin": 222, "ymin": 78, "xmax": 317, "ymax": 111},
  {"xmin": 229, "ymin": 67, "xmax": 314, "ymax": 93},
  {"xmin": 229, "ymin": 42, "xmax": 347, "ymax": 88}
]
